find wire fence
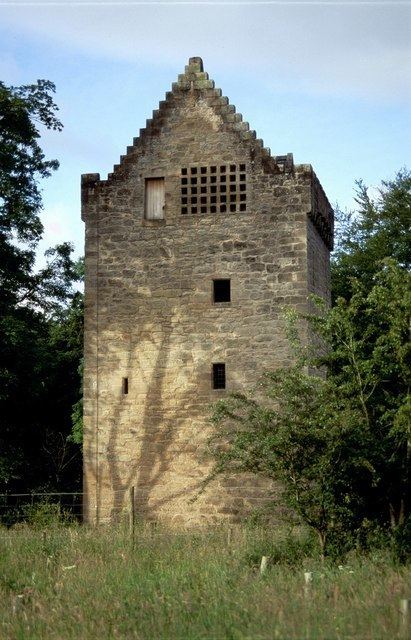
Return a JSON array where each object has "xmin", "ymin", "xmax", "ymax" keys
[{"xmin": 0, "ymin": 492, "xmax": 83, "ymax": 527}]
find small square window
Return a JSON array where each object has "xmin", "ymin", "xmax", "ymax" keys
[
  {"xmin": 213, "ymin": 279, "xmax": 231, "ymax": 303},
  {"xmin": 210, "ymin": 205, "xmax": 217, "ymax": 213},
  {"xmin": 191, "ymin": 167, "xmax": 197, "ymax": 174},
  {"xmin": 239, "ymin": 164, "xmax": 246, "ymax": 171},
  {"xmin": 230, "ymin": 164, "xmax": 236, "ymax": 172},
  {"xmin": 182, "ymin": 168, "xmax": 188, "ymax": 175},
  {"xmin": 201, "ymin": 166, "xmax": 207, "ymax": 174},
  {"xmin": 212, "ymin": 363, "xmax": 226, "ymax": 390}
]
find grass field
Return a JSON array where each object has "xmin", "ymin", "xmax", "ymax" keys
[{"xmin": 0, "ymin": 523, "xmax": 410, "ymax": 639}]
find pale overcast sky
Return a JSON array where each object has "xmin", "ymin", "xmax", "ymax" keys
[{"xmin": 1, "ymin": 0, "xmax": 410, "ymax": 261}]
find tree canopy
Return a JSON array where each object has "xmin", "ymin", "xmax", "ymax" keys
[{"xmin": 0, "ymin": 80, "xmax": 83, "ymax": 494}]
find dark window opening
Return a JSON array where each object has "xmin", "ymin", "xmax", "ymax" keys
[
  {"xmin": 182, "ymin": 168, "xmax": 188, "ymax": 175},
  {"xmin": 201, "ymin": 166, "xmax": 207, "ymax": 174},
  {"xmin": 239, "ymin": 163, "xmax": 246, "ymax": 171},
  {"xmin": 191, "ymin": 167, "xmax": 197, "ymax": 174},
  {"xmin": 213, "ymin": 363, "xmax": 226, "ymax": 390},
  {"xmin": 230, "ymin": 204, "xmax": 236, "ymax": 212},
  {"xmin": 201, "ymin": 206, "xmax": 207, "ymax": 213},
  {"xmin": 211, "ymin": 166, "xmax": 217, "ymax": 173},
  {"xmin": 122, "ymin": 378, "xmax": 129, "ymax": 395},
  {"xmin": 213, "ymin": 279, "xmax": 231, "ymax": 303}
]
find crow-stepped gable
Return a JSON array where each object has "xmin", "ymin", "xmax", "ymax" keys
[{"xmin": 82, "ymin": 57, "xmax": 333, "ymax": 525}]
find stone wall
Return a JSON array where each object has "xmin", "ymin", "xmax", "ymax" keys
[{"xmin": 82, "ymin": 58, "xmax": 333, "ymax": 526}]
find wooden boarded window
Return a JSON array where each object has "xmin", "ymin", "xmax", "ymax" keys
[{"xmin": 145, "ymin": 178, "xmax": 165, "ymax": 220}]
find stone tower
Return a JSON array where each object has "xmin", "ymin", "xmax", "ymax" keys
[{"xmin": 81, "ymin": 57, "xmax": 333, "ymax": 525}]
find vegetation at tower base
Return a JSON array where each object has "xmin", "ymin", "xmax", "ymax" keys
[
  {"xmin": 211, "ymin": 179, "xmax": 411, "ymax": 559},
  {"xmin": 0, "ymin": 80, "xmax": 83, "ymax": 494}
]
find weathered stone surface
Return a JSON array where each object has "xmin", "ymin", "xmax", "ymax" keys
[{"xmin": 81, "ymin": 57, "xmax": 333, "ymax": 526}]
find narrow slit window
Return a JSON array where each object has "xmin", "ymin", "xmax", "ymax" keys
[
  {"xmin": 145, "ymin": 178, "xmax": 165, "ymax": 220},
  {"xmin": 212, "ymin": 363, "xmax": 226, "ymax": 390},
  {"xmin": 213, "ymin": 279, "xmax": 231, "ymax": 303},
  {"xmin": 122, "ymin": 377, "xmax": 129, "ymax": 395}
]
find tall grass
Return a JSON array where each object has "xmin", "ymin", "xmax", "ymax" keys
[{"xmin": 0, "ymin": 523, "xmax": 409, "ymax": 639}]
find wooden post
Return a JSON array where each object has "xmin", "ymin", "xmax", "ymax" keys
[
  {"xmin": 260, "ymin": 556, "xmax": 269, "ymax": 575},
  {"xmin": 129, "ymin": 486, "xmax": 135, "ymax": 547},
  {"xmin": 227, "ymin": 527, "xmax": 233, "ymax": 546},
  {"xmin": 304, "ymin": 571, "xmax": 313, "ymax": 597},
  {"xmin": 399, "ymin": 599, "xmax": 411, "ymax": 638}
]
